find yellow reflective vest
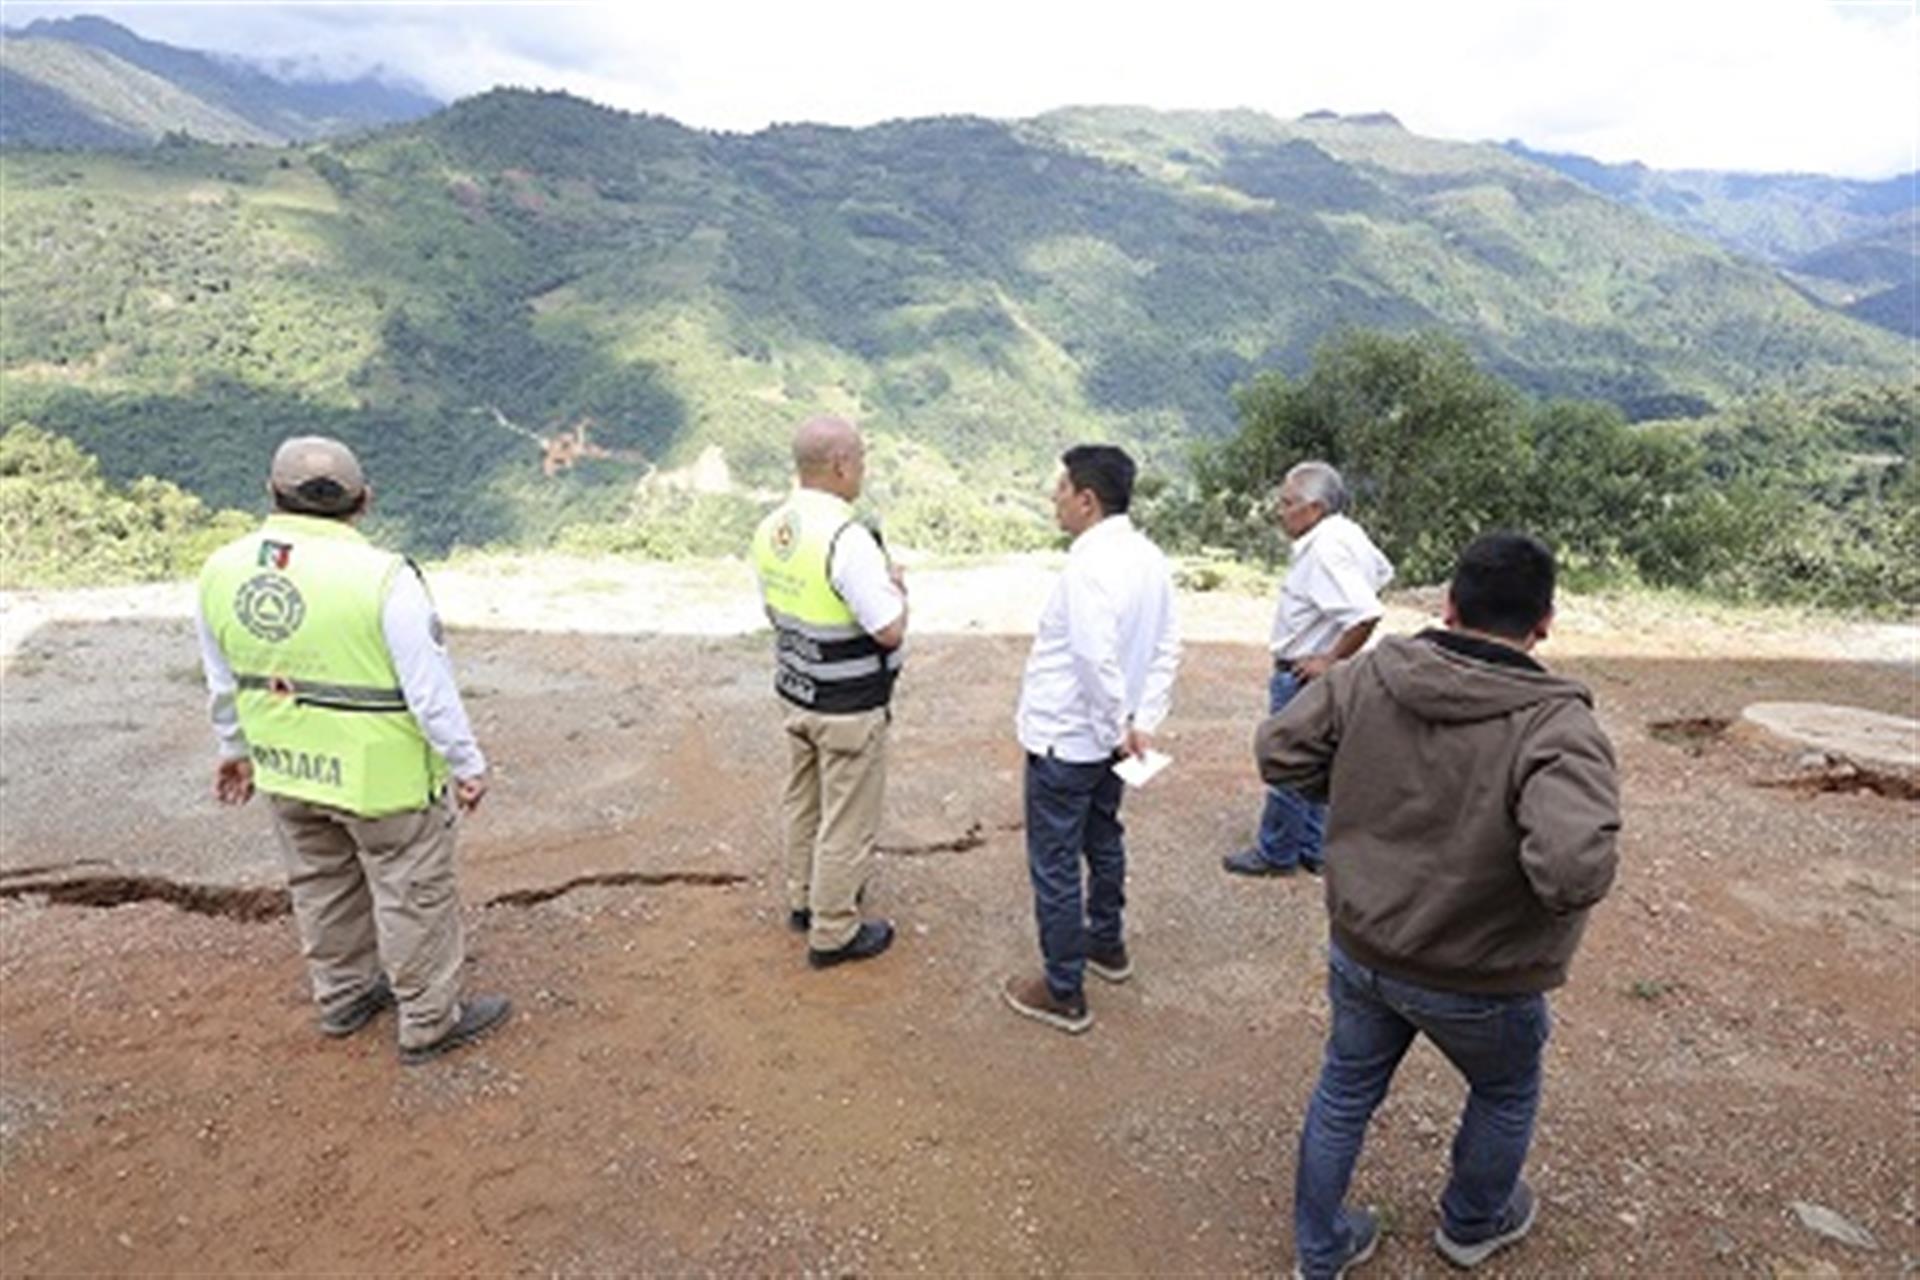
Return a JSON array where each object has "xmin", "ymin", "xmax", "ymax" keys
[
  {"xmin": 199, "ymin": 514, "xmax": 449, "ymax": 816},
  {"xmin": 750, "ymin": 488, "xmax": 899, "ymax": 712}
]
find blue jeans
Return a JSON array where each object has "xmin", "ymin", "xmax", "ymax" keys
[
  {"xmin": 1294, "ymin": 943, "xmax": 1550, "ymax": 1276},
  {"xmin": 1023, "ymin": 752, "xmax": 1126, "ymax": 1000},
  {"xmin": 1257, "ymin": 668, "xmax": 1325, "ymax": 869}
]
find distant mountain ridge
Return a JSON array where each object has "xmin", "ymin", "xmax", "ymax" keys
[
  {"xmin": 0, "ymin": 15, "xmax": 440, "ymax": 147},
  {"xmin": 1503, "ymin": 141, "xmax": 1916, "ymax": 337}
]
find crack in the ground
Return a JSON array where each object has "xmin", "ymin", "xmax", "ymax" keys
[
  {"xmin": 0, "ymin": 858, "xmax": 113, "ymax": 882},
  {"xmin": 484, "ymin": 870, "xmax": 749, "ymax": 908},
  {"xmin": 0, "ymin": 868, "xmax": 754, "ymax": 921},
  {"xmin": 0, "ymin": 874, "xmax": 291, "ymax": 921},
  {"xmin": 879, "ymin": 820, "xmax": 1022, "ymax": 858},
  {"xmin": 1648, "ymin": 716, "xmax": 1732, "ymax": 748},
  {"xmin": 1755, "ymin": 766, "xmax": 1917, "ymax": 801}
]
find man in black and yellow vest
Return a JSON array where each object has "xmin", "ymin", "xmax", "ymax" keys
[
  {"xmin": 751, "ymin": 417, "xmax": 906, "ymax": 967},
  {"xmin": 196, "ymin": 436, "xmax": 510, "ymax": 1064}
]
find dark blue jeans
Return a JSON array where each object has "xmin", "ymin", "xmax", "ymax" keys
[
  {"xmin": 1294, "ymin": 943, "xmax": 1550, "ymax": 1276},
  {"xmin": 1023, "ymin": 751, "xmax": 1127, "ymax": 1000},
  {"xmin": 1257, "ymin": 668, "xmax": 1325, "ymax": 869}
]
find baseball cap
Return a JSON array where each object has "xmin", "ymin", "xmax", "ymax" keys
[{"xmin": 269, "ymin": 436, "xmax": 366, "ymax": 512}]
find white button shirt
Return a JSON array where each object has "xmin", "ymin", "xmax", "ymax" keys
[
  {"xmin": 1269, "ymin": 512, "xmax": 1394, "ymax": 659},
  {"xmin": 1016, "ymin": 515, "xmax": 1181, "ymax": 763},
  {"xmin": 827, "ymin": 519, "xmax": 905, "ymax": 636}
]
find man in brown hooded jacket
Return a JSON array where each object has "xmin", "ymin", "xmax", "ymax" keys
[{"xmin": 1256, "ymin": 531, "xmax": 1619, "ymax": 1280}]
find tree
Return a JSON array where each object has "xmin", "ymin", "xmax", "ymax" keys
[
  {"xmin": 1179, "ymin": 330, "xmax": 1530, "ymax": 582},
  {"xmin": 0, "ymin": 423, "xmax": 251, "ymax": 587},
  {"xmin": 1523, "ymin": 400, "xmax": 1701, "ymax": 583}
]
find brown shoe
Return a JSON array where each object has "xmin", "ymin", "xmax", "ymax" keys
[
  {"xmin": 1002, "ymin": 974, "xmax": 1092, "ymax": 1034},
  {"xmin": 1086, "ymin": 943, "xmax": 1133, "ymax": 984}
]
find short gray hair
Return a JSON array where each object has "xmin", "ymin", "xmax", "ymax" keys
[{"xmin": 1283, "ymin": 460, "xmax": 1348, "ymax": 514}]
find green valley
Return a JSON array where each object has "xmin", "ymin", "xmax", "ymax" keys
[{"xmin": 0, "ymin": 91, "xmax": 1910, "ymax": 598}]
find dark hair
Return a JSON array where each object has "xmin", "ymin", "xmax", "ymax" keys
[
  {"xmin": 1449, "ymin": 532, "xmax": 1556, "ymax": 639},
  {"xmin": 272, "ymin": 479, "xmax": 365, "ymax": 519},
  {"xmin": 1060, "ymin": 444, "xmax": 1136, "ymax": 516}
]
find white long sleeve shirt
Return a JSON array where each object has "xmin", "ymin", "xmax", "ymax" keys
[
  {"xmin": 828, "ymin": 520, "xmax": 905, "ymax": 636},
  {"xmin": 1269, "ymin": 513, "xmax": 1394, "ymax": 659},
  {"xmin": 196, "ymin": 565, "xmax": 488, "ymax": 779},
  {"xmin": 1016, "ymin": 514, "xmax": 1181, "ymax": 763}
]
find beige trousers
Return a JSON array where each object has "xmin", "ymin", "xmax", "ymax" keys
[
  {"xmin": 268, "ymin": 793, "xmax": 464, "ymax": 1049},
  {"xmin": 781, "ymin": 704, "xmax": 889, "ymax": 950}
]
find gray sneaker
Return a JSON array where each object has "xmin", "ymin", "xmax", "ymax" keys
[
  {"xmin": 319, "ymin": 974, "xmax": 394, "ymax": 1038},
  {"xmin": 1293, "ymin": 1206, "xmax": 1380, "ymax": 1280},
  {"xmin": 399, "ymin": 994, "xmax": 512, "ymax": 1066},
  {"xmin": 1435, "ymin": 1180, "xmax": 1537, "ymax": 1268}
]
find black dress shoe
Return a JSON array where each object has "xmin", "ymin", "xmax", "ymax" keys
[
  {"xmin": 1222, "ymin": 848, "xmax": 1299, "ymax": 877},
  {"xmin": 807, "ymin": 919, "xmax": 895, "ymax": 969},
  {"xmin": 399, "ymin": 994, "xmax": 512, "ymax": 1065},
  {"xmin": 790, "ymin": 883, "xmax": 865, "ymax": 934}
]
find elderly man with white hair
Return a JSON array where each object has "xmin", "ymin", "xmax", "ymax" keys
[{"xmin": 1223, "ymin": 461, "xmax": 1393, "ymax": 879}]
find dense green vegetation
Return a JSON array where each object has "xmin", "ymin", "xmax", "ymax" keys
[
  {"xmin": 0, "ymin": 422, "xmax": 252, "ymax": 586},
  {"xmin": 0, "ymin": 90, "xmax": 1910, "ymax": 609},
  {"xmin": 1141, "ymin": 332, "xmax": 1916, "ymax": 613}
]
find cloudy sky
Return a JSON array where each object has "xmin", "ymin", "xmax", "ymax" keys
[{"xmin": 7, "ymin": 0, "xmax": 1916, "ymax": 176}]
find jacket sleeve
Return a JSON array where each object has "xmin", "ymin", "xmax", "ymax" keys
[
  {"xmin": 382, "ymin": 566, "xmax": 488, "ymax": 780},
  {"xmin": 194, "ymin": 593, "xmax": 250, "ymax": 761},
  {"xmin": 1515, "ymin": 704, "xmax": 1621, "ymax": 916},
  {"xmin": 1253, "ymin": 667, "xmax": 1342, "ymax": 802}
]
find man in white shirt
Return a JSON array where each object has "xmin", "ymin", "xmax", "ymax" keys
[
  {"xmin": 1005, "ymin": 445, "xmax": 1180, "ymax": 1034},
  {"xmin": 750, "ymin": 417, "xmax": 908, "ymax": 968},
  {"xmin": 1223, "ymin": 460, "xmax": 1392, "ymax": 879}
]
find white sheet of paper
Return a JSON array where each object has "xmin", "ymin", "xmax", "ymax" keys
[{"xmin": 1112, "ymin": 749, "xmax": 1172, "ymax": 788}]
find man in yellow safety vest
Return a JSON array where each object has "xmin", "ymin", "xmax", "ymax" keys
[
  {"xmin": 196, "ymin": 436, "xmax": 510, "ymax": 1064},
  {"xmin": 750, "ymin": 417, "xmax": 907, "ymax": 968}
]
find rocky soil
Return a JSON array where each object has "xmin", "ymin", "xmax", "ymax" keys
[{"xmin": 1, "ymin": 558, "xmax": 1914, "ymax": 1274}]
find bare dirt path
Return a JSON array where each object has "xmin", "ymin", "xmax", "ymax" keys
[{"xmin": 1, "ymin": 562, "xmax": 1914, "ymax": 1274}]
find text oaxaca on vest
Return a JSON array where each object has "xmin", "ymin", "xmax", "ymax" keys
[{"xmin": 200, "ymin": 512, "xmax": 449, "ymax": 817}]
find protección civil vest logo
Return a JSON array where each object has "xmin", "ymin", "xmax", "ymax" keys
[
  {"xmin": 235, "ymin": 573, "xmax": 307, "ymax": 643},
  {"xmin": 771, "ymin": 510, "xmax": 800, "ymax": 561}
]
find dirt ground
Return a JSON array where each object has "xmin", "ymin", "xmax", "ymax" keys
[{"xmin": 1, "ymin": 562, "xmax": 1915, "ymax": 1275}]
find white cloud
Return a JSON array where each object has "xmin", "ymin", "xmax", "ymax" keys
[{"xmin": 5, "ymin": 0, "xmax": 1915, "ymax": 175}]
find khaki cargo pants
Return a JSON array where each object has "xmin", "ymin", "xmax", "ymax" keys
[
  {"xmin": 268, "ymin": 793, "xmax": 464, "ymax": 1049},
  {"xmin": 781, "ymin": 704, "xmax": 888, "ymax": 950}
]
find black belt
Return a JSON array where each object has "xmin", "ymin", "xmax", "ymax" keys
[
  {"xmin": 1027, "ymin": 747, "xmax": 1129, "ymax": 765},
  {"xmin": 1273, "ymin": 656, "xmax": 1302, "ymax": 674}
]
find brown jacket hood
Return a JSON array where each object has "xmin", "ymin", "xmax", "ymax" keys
[
  {"xmin": 1370, "ymin": 629, "xmax": 1591, "ymax": 724},
  {"xmin": 1256, "ymin": 631, "xmax": 1621, "ymax": 994}
]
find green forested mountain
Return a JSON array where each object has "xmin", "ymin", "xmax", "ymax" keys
[
  {"xmin": 1503, "ymin": 142, "xmax": 1916, "ymax": 338},
  {"xmin": 0, "ymin": 16, "xmax": 439, "ymax": 148},
  {"xmin": 0, "ymin": 90, "xmax": 1908, "ymax": 555}
]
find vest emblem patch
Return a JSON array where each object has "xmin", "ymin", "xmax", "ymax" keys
[
  {"xmin": 771, "ymin": 510, "xmax": 800, "ymax": 561},
  {"xmin": 235, "ymin": 573, "xmax": 307, "ymax": 643}
]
